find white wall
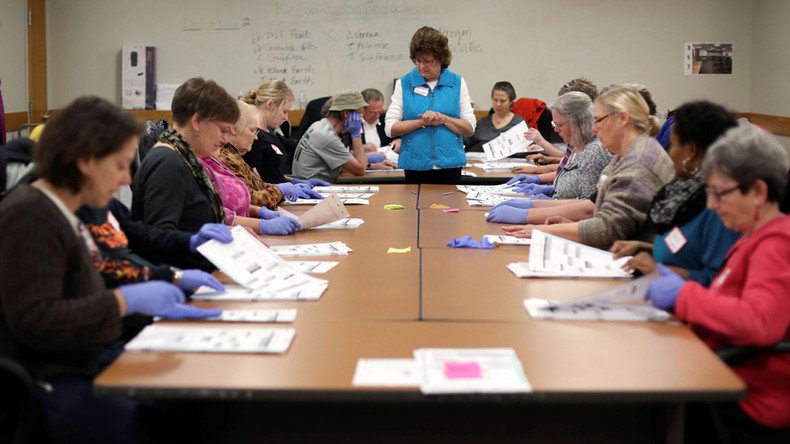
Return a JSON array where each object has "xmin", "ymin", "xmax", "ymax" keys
[
  {"xmin": 0, "ymin": 0, "xmax": 28, "ymax": 113},
  {"xmin": 46, "ymin": 0, "xmax": 754, "ymax": 115}
]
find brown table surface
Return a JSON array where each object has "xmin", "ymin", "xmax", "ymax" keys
[
  {"xmin": 96, "ymin": 184, "xmax": 745, "ymax": 407},
  {"xmin": 94, "ymin": 319, "xmax": 743, "ymax": 401}
]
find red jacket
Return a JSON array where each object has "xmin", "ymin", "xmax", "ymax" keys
[
  {"xmin": 676, "ymin": 215, "xmax": 790, "ymax": 428},
  {"xmin": 511, "ymin": 98, "xmax": 546, "ymax": 130}
]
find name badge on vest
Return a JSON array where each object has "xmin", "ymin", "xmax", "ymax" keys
[
  {"xmin": 413, "ymin": 86, "xmax": 429, "ymax": 97},
  {"xmin": 271, "ymin": 144, "xmax": 283, "ymax": 155},
  {"xmin": 664, "ymin": 227, "xmax": 687, "ymax": 254}
]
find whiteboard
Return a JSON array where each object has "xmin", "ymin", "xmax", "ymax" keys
[{"xmin": 46, "ymin": 0, "xmax": 753, "ymax": 114}]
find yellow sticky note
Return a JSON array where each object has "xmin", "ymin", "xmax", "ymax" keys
[
  {"xmin": 387, "ymin": 246, "xmax": 412, "ymax": 254},
  {"xmin": 430, "ymin": 204, "xmax": 450, "ymax": 210},
  {"xmin": 384, "ymin": 204, "xmax": 405, "ymax": 210}
]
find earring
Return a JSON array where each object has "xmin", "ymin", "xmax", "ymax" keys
[{"xmin": 682, "ymin": 157, "xmax": 699, "ymax": 176}]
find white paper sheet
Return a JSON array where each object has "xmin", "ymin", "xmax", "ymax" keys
[
  {"xmin": 352, "ymin": 359, "xmax": 420, "ymax": 387},
  {"xmin": 524, "ymin": 298, "xmax": 670, "ymax": 322},
  {"xmin": 483, "ymin": 235, "xmax": 531, "ymax": 246},
  {"xmin": 313, "ymin": 185, "xmax": 380, "ymax": 193},
  {"xmin": 196, "ymin": 226, "xmax": 328, "ymax": 293},
  {"xmin": 309, "ymin": 218, "xmax": 364, "ymax": 230},
  {"xmin": 317, "ymin": 193, "xmax": 374, "ymax": 199},
  {"xmin": 125, "ymin": 325, "xmax": 296, "ymax": 353},
  {"xmin": 283, "ymin": 198, "xmax": 369, "ymax": 205},
  {"xmin": 192, "ymin": 282, "xmax": 327, "ymax": 301},
  {"xmin": 482, "ymin": 121, "xmax": 534, "ymax": 161},
  {"xmin": 515, "ymin": 230, "xmax": 633, "ymax": 278},
  {"xmin": 208, "ymin": 309, "xmax": 297, "ymax": 323},
  {"xmin": 269, "ymin": 241, "xmax": 352, "ymax": 257},
  {"xmin": 415, "ymin": 348, "xmax": 531, "ymax": 394},
  {"xmin": 286, "ymin": 261, "xmax": 339, "ymax": 273},
  {"xmin": 292, "ymin": 194, "xmax": 350, "ymax": 229}
]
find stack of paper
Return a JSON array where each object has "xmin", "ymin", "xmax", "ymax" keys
[
  {"xmin": 483, "ymin": 235, "xmax": 531, "ymax": 246},
  {"xmin": 125, "ymin": 325, "xmax": 296, "ymax": 353},
  {"xmin": 283, "ymin": 198, "xmax": 369, "ymax": 205},
  {"xmin": 279, "ymin": 194, "xmax": 350, "ymax": 229},
  {"xmin": 269, "ymin": 241, "xmax": 352, "ymax": 257},
  {"xmin": 474, "ymin": 161, "xmax": 530, "ymax": 171},
  {"xmin": 286, "ymin": 261, "xmax": 339, "ymax": 273},
  {"xmin": 352, "ymin": 348, "xmax": 532, "ymax": 395},
  {"xmin": 482, "ymin": 121, "xmax": 534, "ymax": 160},
  {"xmin": 507, "ymin": 230, "xmax": 632, "ymax": 278},
  {"xmin": 205, "ymin": 309, "xmax": 297, "ymax": 323},
  {"xmin": 524, "ymin": 273, "xmax": 670, "ymax": 321},
  {"xmin": 313, "ymin": 185, "xmax": 380, "ymax": 193},
  {"xmin": 192, "ymin": 282, "xmax": 327, "ymax": 301},
  {"xmin": 309, "ymin": 218, "xmax": 364, "ymax": 230}
]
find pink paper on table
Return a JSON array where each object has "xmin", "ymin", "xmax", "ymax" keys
[
  {"xmin": 443, "ymin": 361, "xmax": 482, "ymax": 379},
  {"xmin": 442, "ymin": 208, "xmax": 460, "ymax": 213}
]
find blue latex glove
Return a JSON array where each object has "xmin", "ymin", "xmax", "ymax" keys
[
  {"xmin": 259, "ymin": 216, "xmax": 302, "ymax": 235},
  {"xmin": 367, "ymin": 153, "xmax": 386, "ymax": 164},
  {"xmin": 277, "ymin": 182, "xmax": 301, "ymax": 201},
  {"xmin": 531, "ymin": 193, "xmax": 553, "ymax": 201},
  {"xmin": 159, "ymin": 304, "xmax": 222, "ymax": 320},
  {"xmin": 291, "ymin": 178, "xmax": 331, "ymax": 187},
  {"xmin": 506, "ymin": 174, "xmax": 540, "ymax": 186},
  {"xmin": 189, "ymin": 223, "xmax": 233, "ymax": 252},
  {"xmin": 491, "ymin": 199, "xmax": 534, "ymax": 211},
  {"xmin": 121, "ymin": 281, "xmax": 185, "ymax": 316},
  {"xmin": 179, "ymin": 270, "xmax": 224, "ymax": 292},
  {"xmin": 446, "ymin": 235, "xmax": 495, "ymax": 249},
  {"xmin": 485, "ymin": 205, "xmax": 528, "ymax": 224},
  {"xmin": 644, "ymin": 264, "xmax": 685, "ymax": 310},
  {"xmin": 345, "ymin": 111, "xmax": 363, "ymax": 138},
  {"xmin": 258, "ymin": 206, "xmax": 282, "ymax": 220},
  {"xmin": 515, "ymin": 184, "xmax": 554, "ymax": 196},
  {"xmin": 294, "ymin": 183, "xmax": 325, "ymax": 199}
]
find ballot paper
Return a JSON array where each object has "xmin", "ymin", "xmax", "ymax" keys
[
  {"xmin": 482, "ymin": 121, "xmax": 534, "ymax": 161},
  {"xmin": 507, "ymin": 230, "xmax": 632, "ymax": 278},
  {"xmin": 283, "ymin": 198, "xmax": 369, "ymax": 205},
  {"xmin": 125, "ymin": 325, "xmax": 296, "ymax": 353},
  {"xmin": 352, "ymin": 359, "xmax": 420, "ymax": 387},
  {"xmin": 313, "ymin": 185, "xmax": 380, "ymax": 193},
  {"xmin": 269, "ymin": 241, "xmax": 352, "ymax": 257},
  {"xmin": 475, "ymin": 161, "xmax": 530, "ymax": 171},
  {"xmin": 309, "ymin": 218, "xmax": 364, "ymax": 230},
  {"xmin": 466, "ymin": 192, "xmax": 513, "ymax": 207},
  {"xmin": 196, "ymin": 226, "xmax": 329, "ymax": 293},
  {"xmin": 414, "ymin": 348, "xmax": 531, "ymax": 394},
  {"xmin": 282, "ymin": 194, "xmax": 349, "ymax": 229},
  {"xmin": 483, "ymin": 235, "xmax": 531, "ymax": 246},
  {"xmin": 457, "ymin": 184, "xmax": 522, "ymax": 196},
  {"xmin": 286, "ymin": 261, "xmax": 339, "ymax": 273},
  {"xmin": 523, "ymin": 273, "xmax": 670, "ymax": 321},
  {"xmin": 317, "ymin": 193, "xmax": 374, "ymax": 199},
  {"xmin": 192, "ymin": 282, "xmax": 327, "ymax": 301},
  {"xmin": 204, "ymin": 309, "xmax": 297, "ymax": 323}
]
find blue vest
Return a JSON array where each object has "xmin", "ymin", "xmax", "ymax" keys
[{"xmin": 399, "ymin": 67, "xmax": 466, "ymax": 170}]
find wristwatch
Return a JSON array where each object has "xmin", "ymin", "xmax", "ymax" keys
[{"xmin": 170, "ymin": 267, "xmax": 183, "ymax": 286}]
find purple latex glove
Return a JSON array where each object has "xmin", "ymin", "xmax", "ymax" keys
[
  {"xmin": 258, "ymin": 206, "xmax": 282, "ymax": 220},
  {"xmin": 189, "ymin": 223, "xmax": 232, "ymax": 252},
  {"xmin": 446, "ymin": 235, "xmax": 495, "ymax": 249},
  {"xmin": 367, "ymin": 153, "xmax": 386, "ymax": 164},
  {"xmin": 159, "ymin": 304, "xmax": 223, "ymax": 320},
  {"xmin": 121, "ymin": 281, "xmax": 185, "ymax": 316},
  {"xmin": 506, "ymin": 174, "xmax": 540, "ymax": 186},
  {"xmin": 179, "ymin": 270, "xmax": 224, "ymax": 292},
  {"xmin": 491, "ymin": 199, "xmax": 534, "ymax": 211},
  {"xmin": 515, "ymin": 183, "xmax": 554, "ymax": 196},
  {"xmin": 531, "ymin": 193, "xmax": 553, "ymax": 200},
  {"xmin": 345, "ymin": 111, "xmax": 363, "ymax": 138},
  {"xmin": 294, "ymin": 183, "xmax": 324, "ymax": 199},
  {"xmin": 259, "ymin": 217, "xmax": 302, "ymax": 235},
  {"xmin": 644, "ymin": 264, "xmax": 685, "ymax": 310},
  {"xmin": 485, "ymin": 205, "xmax": 528, "ymax": 224},
  {"xmin": 276, "ymin": 182, "xmax": 301, "ymax": 201}
]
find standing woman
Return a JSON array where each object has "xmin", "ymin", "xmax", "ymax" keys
[
  {"xmin": 385, "ymin": 26, "xmax": 476, "ymax": 184},
  {"xmin": 465, "ymin": 81, "xmax": 524, "ymax": 151},
  {"xmin": 132, "ymin": 78, "xmax": 239, "ymax": 233},
  {"xmin": 0, "ymin": 97, "xmax": 218, "ymax": 443}
]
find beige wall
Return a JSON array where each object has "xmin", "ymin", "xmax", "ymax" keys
[{"xmin": 0, "ymin": 0, "xmax": 28, "ymax": 113}]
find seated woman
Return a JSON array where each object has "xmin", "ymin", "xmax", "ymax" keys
[
  {"xmin": 0, "ymin": 96, "xmax": 219, "ymax": 443},
  {"xmin": 199, "ymin": 101, "xmax": 301, "ymax": 236},
  {"xmin": 611, "ymin": 101, "xmax": 740, "ymax": 286},
  {"xmin": 132, "ymin": 78, "xmax": 238, "ymax": 233},
  {"xmin": 292, "ymin": 90, "xmax": 371, "ymax": 183},
  {"xmin": 465, "ymin": 81, "xmax": 525, "ymax": 152},
  {"xmin": 645, "ymin": 124, "xmax": 790, "ymax": 439},
  {"xmin": 490, "ymin": 85, "xmax": 674, "ymax": 249},
  {"xmin": 504, "ymin": 92, "xmax": 611, "ymax": 200}
]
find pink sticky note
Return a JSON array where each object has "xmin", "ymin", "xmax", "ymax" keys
[
  {"xmin": 442, "ymin": 208, "xmax": 460, "ymax": 213},
  {"xmin": 443, "ymin": 361, "xmax": 482, "ymax": 379}
]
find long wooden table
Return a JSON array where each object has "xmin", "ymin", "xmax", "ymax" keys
[{"xmin": 94, "ymin": 184, "xmax": 745, "ymax": 442}]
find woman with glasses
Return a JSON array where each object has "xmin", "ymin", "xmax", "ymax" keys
[
  {"xmin": 385, "ymin": 26, "xmax": 476, "ymax": 184},
  {"xmin": 204, "ymin": 101, "xmax": 302, "ymax": 236},
  {"xmin": 611, "ymin": 101, "xmax": 740, "ymax": 285},
  {"xmin": 493, "ymin": 85, "xmax": 674, "ymax": 249},
  {"xmin": 464, "ymin": 81, "xmax": 524, "ymax": 152},
  {"xmin": 644, "ymin": 124, "xmax": 790, "ymax": 440},
  {"xmin": 132, "ymin": 78, "xmax": 239, "ymax": 233},
  {"xmin": 492, "ymin": 92, "xmax": 611, "ymax": 203}
]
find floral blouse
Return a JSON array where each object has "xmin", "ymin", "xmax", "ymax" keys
[
  {"xmin": 215, "ymin": 144, "xmax": 284, "ymax": 210},
  {"xmin": 198, "ymin": 155, "xmax": 252, "ymax": 225}
]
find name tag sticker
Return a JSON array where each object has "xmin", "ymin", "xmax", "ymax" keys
[
  {"xmin": 271, "ymin": 144, "xmax": 283, "ymax": 155},
  {"xmin": 413, "ymin": 86, "xmax": 429, "ymax": 97},
  {"xmin": 664, "ymin": 227, "xmax": 687, "ymax": 254}
]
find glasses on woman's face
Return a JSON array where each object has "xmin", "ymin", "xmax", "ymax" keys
[
  {"xmin": 551, "ymin": 119, "xmax": 569, "ymax": 129},
  {"xmin": 414, "ymin": 58, "xmax": 437, "ymax": 67},
  {"xmin": 592, "ymin": 113, "xmax": 613, "ymax": 127},
  {"xmin": 705, "ymin": 184, "xmax": 741, "ymax": 203}
]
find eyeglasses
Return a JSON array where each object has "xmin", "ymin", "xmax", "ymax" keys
[
  {"xmin": 551, "ymin": 120, "xmax": 569, "ymax": 129},
  {"xmin": 593, "ymin": 113, "xmax": 613, "ymax": 126},
  {"xmin": 705, "ymin": 184, "xmax": 741, "ymax": 202},
  {"xmin": 414, "ymin": 58, "xmax": 437, "ymax": 67}
]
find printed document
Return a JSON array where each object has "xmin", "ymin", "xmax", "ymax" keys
[{"xmin": 125, "ymin": 325, "xmax": 296, "ymax": 353}]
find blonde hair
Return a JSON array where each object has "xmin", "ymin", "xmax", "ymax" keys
[
  {"xmin": 596, "ymin": 85, "xmax": 660, "ymax": 136},
  {"xmin": 244, "ymin": 80, "xmax": 294, "ymax": 115}
]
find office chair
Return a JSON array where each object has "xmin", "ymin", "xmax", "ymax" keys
[
  {"xmin": 716, "ymin": 340, "xmax": 790, "ymax": 366},
  {"xmin": 0, "ymin": 356, "xmax": 41, "ymax": 444},
  {"xmin": 294, "ymin": 96, "xmax": 331, "ymax": 143}
]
